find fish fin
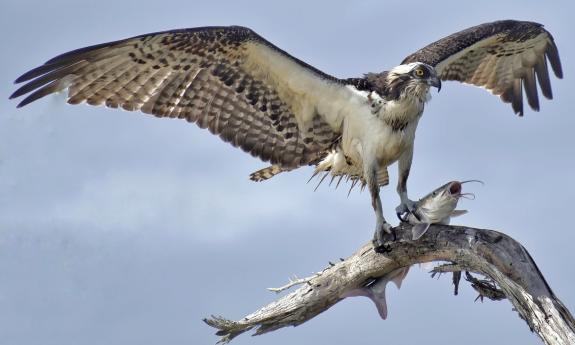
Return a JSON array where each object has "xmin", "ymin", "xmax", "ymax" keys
[
  {"xmin": 367, "ymin": 280, "xmax": 389, "ymax": 320},
  {"xmin": 342, "ymin": 283, "xmax": 388, "ymax": 320},
  {"xmin": 390, "ymin": 267, "xmax": 410, "ymax": 289},
  {"xmin": 412, "ymin": 223, "xmax": 431, "ymax": 240},
  {"xmin": 451, "ymin": 209, "xmax": 468, "ymax": 217},
  {"xmin": 345, "ymin": 266, "xmax": 410, "ymax": 320},
  {"xmin": 373, "ymin": 292, "xmax": 388, "ymax": 320}
]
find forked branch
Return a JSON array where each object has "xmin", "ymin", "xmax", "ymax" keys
[{"xmin": 204, "ymin": 223, "xmax": 575, "ymax": 345}]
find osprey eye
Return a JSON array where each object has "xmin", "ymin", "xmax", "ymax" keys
[{"xmin": 414, "ymin": 68, "xmax": 425, "ymax": 77}]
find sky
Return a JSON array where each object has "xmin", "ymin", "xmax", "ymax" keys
[{"xmin": 0, "ymin": 1, "xmax": 573, "ymax": 344}]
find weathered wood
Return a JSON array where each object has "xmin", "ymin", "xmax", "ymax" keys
[{"xmin": 204, "ymin": 223, "xmax": 575, "ymax": 345}]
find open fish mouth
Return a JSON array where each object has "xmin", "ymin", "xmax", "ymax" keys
[
  {"xmin": 449, "ymin": 181, "xmax": 462, "ymax": 195},
  {"xmin": 454, "ymin": 179, "xmax": 484, "ymax": 199}
]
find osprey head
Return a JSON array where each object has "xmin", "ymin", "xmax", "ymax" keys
[{"xmin": 379, "ymin": 62, "xmax": 441, "ymax": 101}]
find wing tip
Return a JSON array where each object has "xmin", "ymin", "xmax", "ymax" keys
[
  {"xmin": 10, "ymin": 82, "xmax": 35, "ymax": 100},
  {"xmin": 546, "ymin": 40, "xmax": 563, "ymax": 79},
  {"xmin": 16, "ymin": 97, "xmax": 33, "ymax": 108},
  {"xmin": 14, "ymin": 76, "xmax": 27, "ymax": 84},
  {"xmin": 513, "ymin": 104, "xmax": 524, "ymax": 117},
  {"xmin": 13, "ymin": 60, "xmax": 67, "ymax": 84},
  {"xmin": 8, "ymin": 90, "xmax": 19, "ymax": 100},
  {"xmin": 14, "ymin": 67, "xmax": 45, "ymax": 84}
]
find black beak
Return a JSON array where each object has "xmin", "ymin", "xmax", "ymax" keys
[{"xmin": 429, "ymin": 76, "xmax": 441, "ymax": 92}]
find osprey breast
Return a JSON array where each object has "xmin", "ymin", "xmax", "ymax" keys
[{"xmin": 380, "ymin": 96, "xmax": 425, "ymax": 132}]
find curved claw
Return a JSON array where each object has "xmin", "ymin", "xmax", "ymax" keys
[
  {"xmin": 373, "ymin": 221, "xmax": 393, "ymax": 250},
  {"xmin": 373, "ymin": 226, "xmax": 398, "ymax": 253},
  {"xmin": 396, "ymin": 211, "xmax": 408, "ymax": 222},
  {"xmin": 374, "ymin": 243, "xmax": 392, "ymax": 253},
  {"xmin": 397, "ymin": 210, "xmax": 421, "ymax": 223},
  {"xmin": 395, "ymin": 199, "xmax": 418, "ymax": 223}
]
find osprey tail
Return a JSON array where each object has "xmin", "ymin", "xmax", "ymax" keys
[{"xmin": 249, "ymin": 165, "xmax": 290, "ymax": 182}]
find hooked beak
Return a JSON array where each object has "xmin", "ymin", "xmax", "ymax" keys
[{"xmin": 429, "ymin": 76, "xmax": 441, "ymax": 92}]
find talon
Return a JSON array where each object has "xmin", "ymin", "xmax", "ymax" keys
[
  {"xmin": 403, "ymin": 209, "xmax": 421, "ymax": 222},
  {"xmin": 396, "ymin": 211, "xmax": 408, "ymax": 222},
  {"xmin": 372, "ymin": 221, "xmax": 394, "ymax": 252},
  {"xmin": 395, "ymin": 199, "xmax": 418, "ymax": 222},
  {"xmin": 373, "ymin": 243, "xmax": 391, "ymax": 253}
]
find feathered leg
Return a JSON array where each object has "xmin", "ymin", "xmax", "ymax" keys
[
  {"xmin": 367, "ymin": 166, "xmax": 392, "ymax": 249},
  {"xmin": 395, "ymin": 146, "xmax": 416, "ymax": 221}
]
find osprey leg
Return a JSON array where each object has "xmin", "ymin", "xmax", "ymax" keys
[
  {"xmin": 395, "ymin": 148, "xmax": 417, "ymax": 220},
  {"xmin": 368, "ymin": 167, "xmax": 393, "ymax": 248}
]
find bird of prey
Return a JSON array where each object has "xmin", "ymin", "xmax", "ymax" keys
[{"xmin": 10, "ymin": 20, "xmax": 562, "ymax": 248}]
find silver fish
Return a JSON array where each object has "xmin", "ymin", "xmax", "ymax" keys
[
  {"xmin": 406, "ymin": 180, "xmax": 479, "ymax": 240},
  {"xmin": 342, "ymin": 267, "xmax": 410, "ymax": 320}
]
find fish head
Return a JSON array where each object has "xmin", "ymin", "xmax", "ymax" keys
[
  {"xmin": 417, "ymin": 181, "xmax": 463, "ymax": 222},
  {"xmin": 422, "ymin": 180, "xmax": 462, "ymax": 202}
]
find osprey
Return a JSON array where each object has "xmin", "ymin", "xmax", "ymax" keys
[{"xmin": 10, "ymin": 20, "xmax": 562, "ymax": 247}]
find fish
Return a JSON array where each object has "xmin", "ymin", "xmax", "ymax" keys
[
  {"xmin": 406, "ymin": 180, "xmax": 480, "ymax": 240},
  {"xmin": 342, "ymin": 267, "xmax": 410, "ymax": 320}
]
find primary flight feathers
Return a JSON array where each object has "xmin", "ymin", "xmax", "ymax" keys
[{"xmin": 402, "ymin": 20, "xmax": 562, "ymax": 115}]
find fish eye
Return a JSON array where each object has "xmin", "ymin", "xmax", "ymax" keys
[{"xmin": 414, "ymin": 68, "xmax": 425, "ymax": 77}]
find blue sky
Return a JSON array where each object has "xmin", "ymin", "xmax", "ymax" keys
[{"xmin": 0, "ymin": 1, "xmax": 573, "ymax": 344}]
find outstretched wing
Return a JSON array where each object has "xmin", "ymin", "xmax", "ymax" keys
[
  {"xmin": 402, "ymin": 20, "xmax": 563, "ymax": 115},
  {"xmin": 11, "ymin": 26, "xmax": 345, "ymax": 169}
]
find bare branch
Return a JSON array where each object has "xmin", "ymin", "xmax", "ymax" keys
[
  {"xmin": 430, "ymin": 263, "xmax": 463, "ymax": 295},
  {"xmin": 431, "ymin": 262, "xmax": 463, "ymax": 275},
  {"xmin": 204, "ymin": 223, "xmax": 575, "ymax": 345},
  {"xmin": 465, "ymin": 271, "xmax": 506, "ymax": 302},
  {"xmin": 267, "ymin": 274, "xmax": 318, "ymax": 293}
]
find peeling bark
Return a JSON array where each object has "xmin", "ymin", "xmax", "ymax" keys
[{"xmin": 204, "ymin": 223, "xmax": 575, "ymax": 345}]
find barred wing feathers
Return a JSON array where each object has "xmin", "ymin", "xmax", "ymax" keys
[
  {"xmin": 11, "ymin": 26, "xmax": 345, "ymax": 169},
  {"xmin": 402, "ymin": 20, "xmax": 563, "ymax": 115}
]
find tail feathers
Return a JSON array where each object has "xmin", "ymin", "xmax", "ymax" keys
[{"xmin": 249, "ymin": 165, "xmax": 289, "ymax": 182}]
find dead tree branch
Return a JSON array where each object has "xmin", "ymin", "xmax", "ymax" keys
[{"xmin": 204, "ymin": 223, "xmax": 575, "ymax": 345}]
